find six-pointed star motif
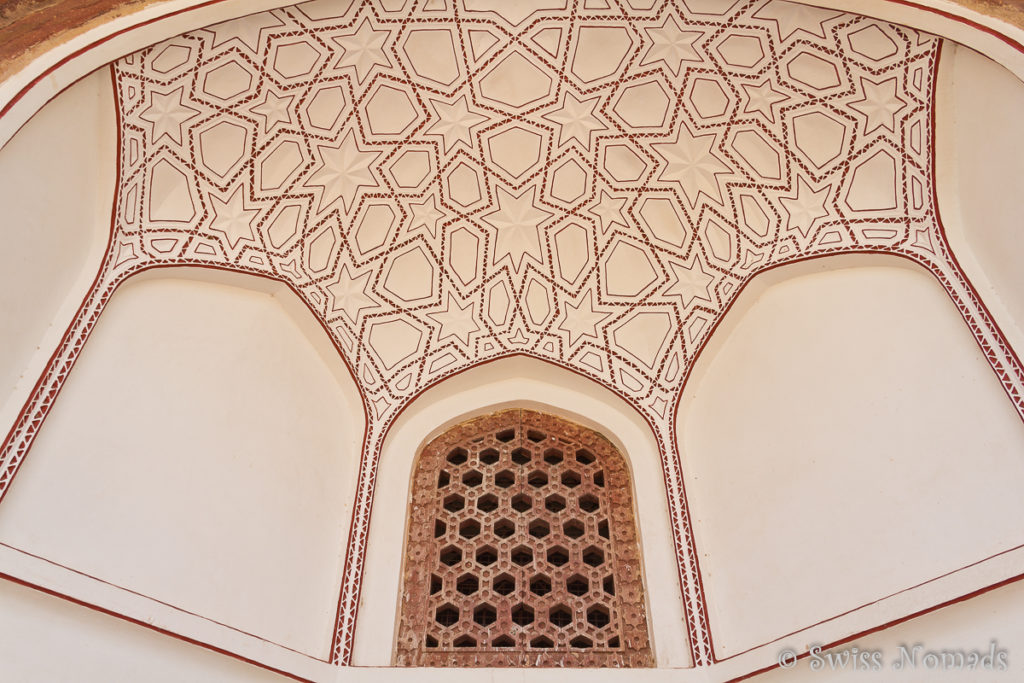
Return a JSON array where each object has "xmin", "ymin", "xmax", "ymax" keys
[
  {"xmin": 140, "ymin": 87, "xmax": 200, "ymax": 145},
  {"xmin": 208, "ymin": 186, "xmax": 259, "ymax": 249},
  {"xmin": 652, "ymin": 126, "xmax": 732, "ymax": 208},
  {"xmin": 333, "ymin": 17, "xmax": 392, "ymax": 82},
  {"xmin": 640, "ymin": 15, "xmax": 702, "ymax": 76},
  {"xmin": 305, "ymin": 129, "xmax": 381, "ymax": 215},
  {"xmin": 425, "ymin": 95, "xmax": 489, "ymax": 153},
  {"xmin": 481, "ymin": 186, "xmax": 553, "ymax": 271},
  {"xmin": 851, "ymin": 77, "xmax": 908, "ymax": 134}
]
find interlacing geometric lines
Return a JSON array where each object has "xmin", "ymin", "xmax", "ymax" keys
[{"xmin": 1, "ymin": 0, "xmax": 1022, "ymax": 668}]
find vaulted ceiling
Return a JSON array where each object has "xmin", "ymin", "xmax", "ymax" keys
[{"xmin": 2, "ymin": 0, "xmax": 1024, "ymax": 677}]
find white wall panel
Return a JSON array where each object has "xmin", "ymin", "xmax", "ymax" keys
[
  {"xmin": 0, "ymin": 270, "xmax": 364, "ymax": 658},
  {"xmin": 679, "ymin": 258, "xmax": 1024, "ymax": 658},
  {"xmin": 0, "ymin": 67, "xmax": 114, "ymax": 428}
]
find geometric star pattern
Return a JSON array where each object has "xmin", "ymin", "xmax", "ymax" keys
[{"xmin": 2, "ymin": 0, "xmax": 1024, "ymax": 672}]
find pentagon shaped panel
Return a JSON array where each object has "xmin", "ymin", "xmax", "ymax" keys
[
  {"xmin": 570, "ymin": 26, "xmax": 634, "ymax": 85},
  {"xmin": 485, "ymin": 125, "xmax": 544, "ymax": 181},
  {"xmin": 150, "ymin": 42, "xmax": 193, "ymax": 75},
  {"xmin": 363, "ymin": 83, "xmax": 420, "ymax": 137},
  {"xmin": 387, "ymin": 149, "xmax": 433, "ymax": 190},
  {"xmin": 685, "ymin": 77, "xmax": 733, "ymax": 122},
  {"xmin": 637, "ymin": 195, "xmax": 690, "ymax": 250},
  {"xmin": 786, "ymin": 50, "xmax": 842, "ymax": 93},
  {"xmin": 611, "ymin": 79, "xmax": 671, "ymax": 129},
  {"xmin": 549, "ymin": 158, "xmax": 589, "ymax": 205},
  {"xmin": 602, "ymin": 144, "xmax": 649, "ymax": 184},
  {"xmin": 402, "ymin": 28, "xmax": 463, "ymax": 86},
  {"xmin": 257, "ymin": 139, "xmax": 305, "ymax": 193},
  {"xmin": 791, "ymin": 110, "xmax": 849, "ymax": 171},
  {"xmin": 846, "ymin": 23, "xmax": 899, "ymax": 63},
  {"xmin": 353, "ymin": 203, "xmax": 398, "ymax": 257},
  {"xmin": 270, "ymin": 39, "xmax": 323, "ymax": 80},
  {"xmin": 366, "ymin": 318, "xmax": 424, "ymax": 371},
  {"xmin": 552, "ymin": 223, "xmax": 591, "ymax": 286},
  {"xmin": 382, "ymin": 247, "xmax": 436, "ymax": 304},
  {"xmin": 201, "ymin": 58, "xmax": 254, "ymax": 102},
  {"xmin": 197, "ymin": 120, "xmax": 248, "ymax": 180},
  {"xmin": 304, "ymin": 85, "xmax": 347, "ymax": 133},
  {"xmin": 730, "ymin": 128, "xmax": 783, "ymax": 182},
  {"xmin": 714, "ymin": 32, "xmax": 767, "ymax": 70},
  {"xmin": 478, "ymin": 50, "xmax": 554, "ymax": 111},
  {"xmin": 602, "ymin": 239, "xmax": 658, "ymax": 298},
  {"xmin": 444, "ymin": 161, "xmax": 485, "ymax": 209},
  {"xmin": 843, "ymin": 148, "xmax": 899, "ymax": 213}
]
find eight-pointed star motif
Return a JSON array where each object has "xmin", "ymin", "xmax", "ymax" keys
[
  {"xmin": 652, "ymin": 126, "xmax": 732, "ymax": 208},
  {"xmin": 481, "ymin": 185, "xmax": 553, "ymax": 272},
  {"xmin": 305, "ymin": 129, "xmax": 381, "ymax": 215},
  {"xmin": 139, "ymin": 86, "xmax": 200, "ymax": 145}
]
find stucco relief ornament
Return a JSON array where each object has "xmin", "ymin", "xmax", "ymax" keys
[{"xmin": 0, "ymin": 0, "xmax": 1021, "ymax": 668}]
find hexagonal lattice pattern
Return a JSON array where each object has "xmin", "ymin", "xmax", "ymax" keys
[{"xmin": 397, "ymin": 409, "xmax": 652, "ymax": 666}]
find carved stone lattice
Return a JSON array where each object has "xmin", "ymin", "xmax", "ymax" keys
[{"xmin": 396, "ymin": 409, "xmax": 653, "ymax": 667}]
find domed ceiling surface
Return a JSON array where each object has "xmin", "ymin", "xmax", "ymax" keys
[{"xmin": 2, "ymin": 0, "xmax": 1023, "ymax": 668}]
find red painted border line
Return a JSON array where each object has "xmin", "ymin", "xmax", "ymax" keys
[
  {"xmin": 887, "ymin": 0, "xmax": 1024, "ymax": 54},
  {"xmin": 0, "ymin": 1, "xmax": 1020, "ymax": 136},
  {"xmin": 0, "ymin": 0, "xmax": 1022, "ymax": 674},
  {"xmin": 0, "ymin": 570, "xmax": 317, "ymax": 683},
  {"xmin": 718, "ymin": 541, "xmax": 1024, "ymax": 661},
  {"xmin": 0, "ymin": 541, "xmax": 320, "ymax": 658},
  {"xmin": 726, "ymin": 571, "xmax": 1024, "ymax": 682},
  {"xmin": 0, "ymin": 0, "xmax": 232, "ymax": 123}
]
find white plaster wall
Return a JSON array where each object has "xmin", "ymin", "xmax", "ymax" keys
[
  {"xmin": 0, "ymin": 66, "xmax": 114, "ymax": 433},
  {"xmin": 678, "ymin": 256, "xmax": 1024, "ymax": 659},
  {"xmin": 757, "ymin": 577, "xmax": 1024, "ymax": 682},
  {"xmin": 352, "ymin": 356, "xmax": 692, "ymax": 668},
  {"xmin": 936, "ymin": 41, "xmax": 1024, "ymax": 357},
  {"xmin": 0, "ymin": 269, "xmax": 365, "ymax": 659},
  {"xmin": 0, "ymin": 578, "xmax": 293, "ymax": 683}
]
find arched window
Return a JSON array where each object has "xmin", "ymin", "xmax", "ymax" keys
[{"xmin": 395, "ymin": 409, "xmax": 653, "ymax": 666}]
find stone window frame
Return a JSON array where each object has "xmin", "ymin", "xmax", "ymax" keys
[{"xmin": 394, "ymin": 408, "xmax": 654, "ymax": 667}]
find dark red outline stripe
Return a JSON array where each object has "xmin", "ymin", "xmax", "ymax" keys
[
  {"xmin": 0, "ymin": 570, "xmax": 317, "ymax": 683},
  {"xmin": 726, "ymin": 572, "xmax": 1024, "ymax": 682},
  {"xmin": 0, "ymin": 0, "xmax": 1021, "ymax": 676}
]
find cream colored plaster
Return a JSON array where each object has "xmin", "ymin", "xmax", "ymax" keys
[
  {"xmin": 0, "ymin": 66, "xmax": 113, "ymax": 437},
  {"xmin": 678, "ymin": 256, "xmax": 1024, "ymax": 659},
  {"xmin": 353, "ymin": 356, "xmax": 691, "ymax": 668},
  {"xmin": 935, "ymin": 41, "xmax": 1024, "ymax": 357},
  {"xmin": 0, "ymin": 269, "xmax": 364, "ymax": 659}
]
